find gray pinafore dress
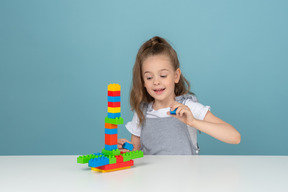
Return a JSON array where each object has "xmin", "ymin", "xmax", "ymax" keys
[{"xmin": 140, "ymin": 94, "xmax": 200, "ymax": 155}]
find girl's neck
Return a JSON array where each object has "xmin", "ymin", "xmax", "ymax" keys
[{"xmin": 152, "ymin": 98, "xmax": 175, "ymax": 110}]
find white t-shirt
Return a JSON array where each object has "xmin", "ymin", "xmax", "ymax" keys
[{"xmin": 126, "ymin": 99, "xmax": 211, "ymax": 137}]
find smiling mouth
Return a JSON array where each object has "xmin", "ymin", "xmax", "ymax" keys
[{"xmin": 153, "ymin": 88, "xmax": 166, "ymax": 95}]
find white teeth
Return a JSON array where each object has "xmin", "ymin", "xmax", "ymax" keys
[{"xmin": 154, "ymin": 88, "xmax": 165, "ymax": 91}]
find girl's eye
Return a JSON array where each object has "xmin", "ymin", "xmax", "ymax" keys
[
  {"xmin": 146, "ymin": 77, "xmax": 152, "ymax": 80},
  {"xmin": 160, "ymin": 75, "xmax": 167, "ymax": 78}
]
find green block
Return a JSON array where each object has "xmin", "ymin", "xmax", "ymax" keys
[
  {"xmin": 77, "ymin": 153, "xmax": 105, "ymax": 164},
  {"xmin": 105, "ymin": 117, "xmax": 124, "ymax": 125},
  {"xmin": 77, "ymin": 154, "xmax": 100, "ymax": 164},
  {"xmin": 102, "ymin": 148, "xmax": 120, "ymax": 156},
  {"xmin": 122, "ymin": 152, "xmax": 132, "ymax": 162},
  {"xmin": 121, "ymin": 150, "xmax": 144, "ymax": 162},
  {"xmin": 107, "ymin": 155, "xmax": 117, "ymax": 164},
  {"xmin": 131, "ymin": 150, "xmax": 144, "ymax": 159}
]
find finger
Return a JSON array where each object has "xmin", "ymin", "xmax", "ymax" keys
[
  {"xmin": 179, "ymin": 108, "xmax": 186, "ymax": 117},
  {"xmin": 176, "ymin": 107, "xmax": 184, "ymax": 116},
  {"xmin": 170, "ymin": 102, "xmax": 182, "ymax": 111},
  {"xmin": 117, "ymin": 139, "xmax": 124, "ymax": 145}
]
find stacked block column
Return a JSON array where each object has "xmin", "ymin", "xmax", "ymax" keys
[{"xmin": 105, "ymin": 84, "xmax": 122, "ymax": 151}]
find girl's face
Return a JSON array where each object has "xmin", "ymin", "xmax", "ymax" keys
[{"xmin": 142, "ymin": 54, "xmax": 181, "ymax": 106}]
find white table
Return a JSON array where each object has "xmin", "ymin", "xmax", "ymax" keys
[{"xmin": 0, "ymin": 155, "xmax": 287, "ymax": 192}]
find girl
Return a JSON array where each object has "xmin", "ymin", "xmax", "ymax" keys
[{"xmin": 118, "ymin": 36, "xmax": 241, "ymax": 155}]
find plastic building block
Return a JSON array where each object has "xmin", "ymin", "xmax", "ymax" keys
[
  {"xmin": 105, "ymin": 123, "xmax": 117, "ymax": 129},
  {"xmin": 108, "ymin": 107, "xmax": 121, "ymax": 113},
  {"xmin": 77, "ymin": 153, "xmax": 104, "ymax": 164},
  {"xmin": 91, "ymin": 166, "xmax": 131, "ymax": 173},
  {"xmin": 122, "ymin": 152, "xmax": 132, "ymax": 162},
  {"xmin": 108, "ymin": 102, "xmax": 120, "ymax": 107},
  {"xmin": 108, "ymin": 84, "xmax": 121, "ymax": 91},
  {"xmin": 131, "ymin": 150, "xmax": 144, "ymax": 159},
  {"xmin": 170, "ymin": 108, "xmax": 178, "ymax": 115},
  {"xmin": 105, "ymin": 144, "xmax": 118, "ymax": 151},
  {"xmin": 88, "ymin": 156, "xmax": 110, "ymax": 168},
  {"xmin": 102, "ymin": 148, "xmax": 120, "ymax": 156},
  {"xmin": 77, "ymin": 83, "xmax": 144, "ymax": 173},
  {"xmin": 105, "ymin": 134, "xmax": 117, "ymax": 145},
  {"xmin": 108, "ymin": 96, "xmax": 121, "ymax": 102},
  {"xmin": 105, "ymin": 128, "xmax": 118, "ymax": 135},
  {"xmin": 123, "ymin": 142, "xmax": 134, "ymax": 151},
  {"xmin": 105, "ymin": 117, "xmax": 123, "ymax": 125},
  {"xmin": 108, "ymin": 112, "xmax": 121, "ymax": 119},
  {"xmin": 106, "ymin": 155, "xmax": 116, "ymax": 164},
  {"xmin": 96, "ymin": 160, "xmax": 134, "ymax": 170},
  {"xmin": 122, "ymin": 150, "xmax": 144, "ymax": 162},
  {"xmin": 108, "ymin": 91, "xmax": 121, "ymax": 97},
  {"xmin": 115, "ymin": 155, "xmax": 123, "ymax": 163}
]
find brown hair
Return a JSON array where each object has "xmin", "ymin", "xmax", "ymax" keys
[{"xmin": 130, "ymin": 36, "xmax": 193, "ymax": 126}]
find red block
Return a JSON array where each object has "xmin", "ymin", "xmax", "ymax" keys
[
  {"xmin": 97, "ymin": 159, "xmax": 134, "ymax": 170},
  {"xmin": 105, "ymin": 134, "xmax": 117, "ymax": 145},
  {"xmin": 108, "ymin": 91, "xmax": 121, "ymax": 96},
  {"xmin": 108, "ymin": 102, "xmax": 120, "ymax": 107},
  {"xmin": 115, "ymin": 155, "xmax": 123, "ymax": 163}
]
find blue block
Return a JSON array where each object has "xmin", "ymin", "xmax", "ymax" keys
[
  {"xmin": 88, "ymin": 156, "xmax": 109, "ymax": 168},
  {"xmin": 108, "ymin": 96, "xmax": 121, "ymax": 102},
  {"xmin": 108, "ymin": 112, "xmax": 121, "ymax": 119},
  {"xmin": 105, "ymin": 128, "xmax": 118, "ymax": 135},
  {"xmin": 105, "ymin": 144, "xmax": 118, "ymax": 151},
  {"xmin": 123, "ymin": 142, "xmax": 134, "ymax": 151},
  {"xmin": 93, "ymin": 152, "xmax": 103, "ymax": 156},
  {"xmin": 170, "ymin": 108, "xmax": 178, "ymax": 115}
]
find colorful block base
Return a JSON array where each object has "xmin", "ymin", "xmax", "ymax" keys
[
  {"xmin": 97, "ymin": 159, "xmax": 134, "ymax": 170},
  {"xmin": 91, "ymin": 166, "xmax": 131, "ymax": 173}
]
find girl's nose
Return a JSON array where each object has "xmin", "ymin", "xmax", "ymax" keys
[{"xmin": 153, "ymin": 78, "xmax": 160, "ymax": 85}]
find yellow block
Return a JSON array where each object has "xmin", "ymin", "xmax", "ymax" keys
[
  {"xmin": 91, "ymin": 166, "xmax": 131, "ymax": 173},
  {"xmin": 108, "ymin": 84, "xmax": 121, "ymax": 91},
  {"xmin": 108, "ymin": 107, "xmax": 121, "ymax": 113}
]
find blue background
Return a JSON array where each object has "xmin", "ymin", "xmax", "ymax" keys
[{"xmin": 1, "ymin": 0, "xmax": 287, "ymax": 155}]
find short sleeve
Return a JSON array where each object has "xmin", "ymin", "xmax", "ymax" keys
[
  {"xmin": 185, "ymin": 100, "xmax": 211, "ymax": 120},
  {"xmin": 125, "ymin": 112, "xmax": 141, "ymax": 137}
]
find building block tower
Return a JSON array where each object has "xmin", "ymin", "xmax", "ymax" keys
[{"xmin": 77, "ymin": 84, "xmax": 143, "ymax": 173}]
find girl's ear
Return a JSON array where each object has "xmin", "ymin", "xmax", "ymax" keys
[{"xmin": 174, "ymin": 68, "xmax": 181, "ymax": 83}]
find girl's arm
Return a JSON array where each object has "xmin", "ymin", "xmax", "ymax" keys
[
  {"xmin": 131, "ymin": 134, "xmax": 141, "ymax": 150},
  {"xmin": 191, "ymin": 111, "xmax": 241, "ymax": 144},
  {"xmin": 169, "ymin": 102, "xmax": 241, "ymax": 144}
]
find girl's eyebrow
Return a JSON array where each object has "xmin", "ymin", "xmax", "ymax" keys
[
  {"xmin": 159, "ymin": 69, "xmax": 169, "ymax": 72},
  {"xmin": 144, "ymin": 69, "xmax": 169, "ymax": 74}
]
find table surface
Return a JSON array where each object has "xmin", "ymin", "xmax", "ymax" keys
[{"xmin": 0, "ymin": 155, "xmax": 288, "ymax": 192}]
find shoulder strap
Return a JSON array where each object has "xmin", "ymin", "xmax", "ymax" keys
[{"xmin": 176, "ymin": 94, "xmax": 200, "ymax": 155}]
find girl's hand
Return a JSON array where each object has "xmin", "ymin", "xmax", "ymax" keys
[
  {"xmin": 167, "ymin": 102, "xmax": 195, "ymax": 126},
  {"xmin": 117, "ymin": 138, "xmax": 133, "ymax": 152}
]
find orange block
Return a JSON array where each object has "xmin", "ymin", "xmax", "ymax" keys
[
  {"xmin": 105, "ymin": 134, "xmax": 117, "ymax": 145},
  {"xmin": 91, "ymin": 166, "xmax": 131, "ymax": 173},
  {"xmin": 105, "ymin": 123, "xmax": 117, "ymax": 129}
]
